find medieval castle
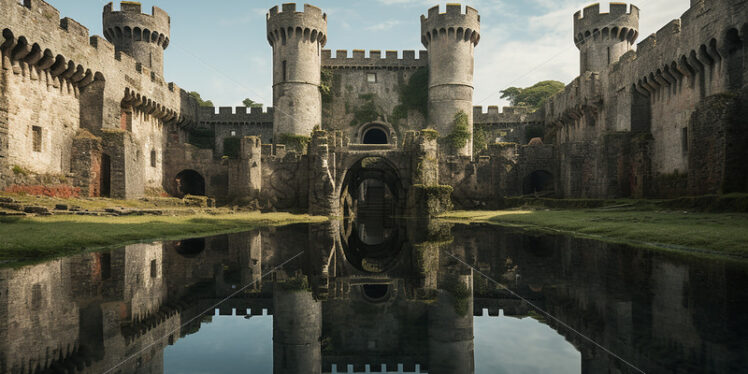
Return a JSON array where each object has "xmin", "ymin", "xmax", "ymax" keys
[{"xmin": 0, "ymin": 0, "xmax": 746, "ymax": 214}]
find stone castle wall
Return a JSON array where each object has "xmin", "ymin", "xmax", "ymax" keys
[
  {"xmin": 321, "ymin": 49, "xmax": 428, "ymax": 144},
  {"xmin": 542, "ymin": 0, "xmax": 747, "ymax": 198},
  {"xmin": 0, "ymin": 0, "xmax": 199, "ymax": 198},
  {"xmin": 0, "ymin": 0, "xmax": 745, "ymax": 209}
]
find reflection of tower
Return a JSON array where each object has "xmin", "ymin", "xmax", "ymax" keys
[
  {"xmin": 240, "ymin": 231, "xmax": 263, "ymax": 291},
  {"xmin": 103, "ymin": 2, "xmax": 171, "ymax": 77},
  {"xmin": 273, "ymin": 285, "xmax": 322, "ymax": 374},
  {"xmin": 421, "ymin": 5, "xmax": 480, "ymax": 156},
  {"xmin": 428, "ymin": 271, "xmax": 475, "ymax": 374},
  {"xmin": 574, "ymin": 3, "xmax": 639, "ymax": 74},
  {"xmin": 266, "ymin": 4, "xmax": 327, "ymax": 140}
]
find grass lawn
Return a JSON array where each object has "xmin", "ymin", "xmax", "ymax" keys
[
  {"xmin": 439, "ymin": 209, "xmax": 748, "ymax": 257},
  {"xmin": 0, "ymin": 212, "xmax": 327, "ymax": 264}
]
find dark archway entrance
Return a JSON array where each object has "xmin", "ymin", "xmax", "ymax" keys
[
  {"xmin": 523, "ymin": 170, "xmax": 554, "ymax": 195},
  {"xmin": 173, "ymin": 238, "xmax": 206, "ymax": 258},
  {"xmin": 363, "ymin": 128, "xmax": 388, "ymax": 144},
  {"xmin": 340, "ymin": 157, "xmax": 404, "ymax": 218},
  {"xmin": 100, "ymin": 153, "xmax": 111, "ymax": 198},
  {"xmin": 175, "ymin": 170, "xmax": 205, "ymax": 197},
  {"xmin": 362, "ymin": 284, "xmax": 390, "ymax": 302}
]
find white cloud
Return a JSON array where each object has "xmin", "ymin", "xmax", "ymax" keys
[
  {"xmin": 366, "ymin": 20, "xmax": 402, "ymax": 31},
  {"xmin": 472, "ymin": 0, "xmax": 691, "ymax": 108}
]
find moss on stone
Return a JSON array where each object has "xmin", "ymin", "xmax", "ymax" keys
[
  {"xmin": 279, "ymin": 273, "xmax": 311, "ymax": 292},
  {"xmin": 12, "ymin": 165, "xmax": 29, "ymax": 176},
  {"xmin": 348, "ymin": 95, "xmax": 382, "ymax": 127},
  {"xmin": 399, "ymin": 67, "xmax": 428, "ymax": 116},
  {"xmin": 473, "ymin": 124, "xmax": 488, "ymax": 155},
  {"xmin": 421, "ymin": 128, "xmax": 439, "ymax": 141},
  {"xmin": 448, "ymin": 111, "xmax": 471, "ymax": 150},
  {"xmin": 446, "ymin": 279, "xmax": 471, "ymax": 317},
  {"xmin": 278, "ymin": 133, "xmax": 311, "ymax": 154},
  {"xmin": 320, "ymin": 68, "xmax": 334, "ymax": 103}
]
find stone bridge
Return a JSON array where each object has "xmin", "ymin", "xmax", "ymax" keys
[{"xmin": 307, "ymin": 130, "xmax": 441, "ymax": 216}]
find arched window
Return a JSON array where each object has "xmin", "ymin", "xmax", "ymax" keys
[{"xmin": 362, "ymin": 127, "xmax": 388, "ymax": 144}]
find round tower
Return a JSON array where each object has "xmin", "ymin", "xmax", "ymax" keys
[
  {"xmin": 574, "ymin": 3, "xmax": 639, "ymax": 74},
  {"xmin": 267, "ymin": 3, "xmax": 327, "ymax": 141},
  {"xmin": 103, "ymin": 2, "xmax": 170, "ymax": 77},
  {"xmin": 421, "ymin": 4, "xmax": 480, "ymax": 156}
]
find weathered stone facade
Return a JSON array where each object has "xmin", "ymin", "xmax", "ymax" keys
[{"xmin": 0, "ymin": 0, "xmax": 746, "ymax": 213}]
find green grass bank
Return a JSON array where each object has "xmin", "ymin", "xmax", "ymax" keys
[
  {"xmin": 0, "ymin": 212, "xmax": 327, "ymax": 265},
  {"xmin": 439, "ymin": 208, "xmax": 748, "ymax": 258}
]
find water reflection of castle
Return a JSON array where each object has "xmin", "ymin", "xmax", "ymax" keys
[{"xmin": 1, "ymin": 222, "xmax": 746, "ymax": 374}]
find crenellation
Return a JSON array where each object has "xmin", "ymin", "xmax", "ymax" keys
[
  {"xmin": 322, "ymin": 49, "xmax": 428, "ymax": 68},
  {"xmin": 1, "ymin": 0, "xmax": 745, "ymax": 206},
  {"xmin": 120, "ymin": 1, "xmax": 141, "ymax": 13}
]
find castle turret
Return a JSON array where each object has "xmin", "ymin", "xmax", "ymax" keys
[
  {"xmin": 574, "ymin": 3, "xmax": 639, "ymax": 74},
  {"xmin": 267, "ymin": 4, "xmax": 327, "ymax": 141},
  {"xmin": 421, "ymin": 4, "xmax": 480, "ymax": 156},
  {"xmin": 103, "ymin": 2, "xmax": 170, "ymax": 77}
]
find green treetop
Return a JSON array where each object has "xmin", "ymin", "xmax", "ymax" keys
[{"xmin": 500, "ymin": 80, "xmax": 564, "ymax": 110}]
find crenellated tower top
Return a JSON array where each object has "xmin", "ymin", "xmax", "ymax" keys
[
  {"xmin": 574, "ymin": 3, "xmax": 639, "ymax": 48},
  {"xmin": 420, "ymin": 4, "xmax": 480, "ymax": 48},
  {"xmin": 573, "ymin": 3, "xmax": 639, "ymax": 74},
  {"xmin": 103, "ymin": 2, "xmax": 170, "ymax": 76},
  {"xmin": 266, "ymin": 3, "xmax": 327, "ymax": 48}
]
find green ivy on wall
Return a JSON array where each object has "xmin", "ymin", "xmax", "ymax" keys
[
  {"xmin": 448, "ymin": 111, "xmax": 471, "ymax": 150},
  {"xmin": 278, "ymin": 133, "xmax": 311, "ymax": 153}
]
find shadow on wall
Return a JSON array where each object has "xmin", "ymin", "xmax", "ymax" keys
[{"xmin": 523, "ymin": 170, "xmax": 554, "ymax": 195}]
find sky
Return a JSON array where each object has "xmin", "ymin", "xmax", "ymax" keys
[{"xmin": 49, "ymin": 0, "xmax": 691, "ymax": 109}]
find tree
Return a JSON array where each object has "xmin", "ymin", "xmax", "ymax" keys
[
  {"xmin": 500, "ymin": 80, "xmax": 564, "ymax": 110},
  {"xmin": 189, "ymin": 91, "xmax": 214, "ymax": 107},
  {"xmin": 242, "ymin": 98, "xmax": 263, "ymax": 108}
]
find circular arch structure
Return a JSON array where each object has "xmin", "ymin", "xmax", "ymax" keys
[
  {"xmin": 338, "ymin": 156, "xmax": 405, "ymax": 217},
  {"xmin": 356, "ymin": 122, "xmax": 396, "ymax": 145},
  {"xmin": 175, "ymin": 169, "xmax": 206, "ymax": 197}
]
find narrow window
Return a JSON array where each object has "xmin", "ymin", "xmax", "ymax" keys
[
  {"xmin": 32, "ymin": 126, "xmax": 42, "ymax": 152},
  {"xmin": 101, "ymin": 253, "xmax": 111, "ymax": 280},
  {"xmin": 681, "ymin": 127, "xmax": 689, "ymax": 155},
  {"xmin": 607, "ymin": 47, "xmax": 611, "ymax": 64},
  {"xmin": 31, "ymin": 284, "xmax": 42, "ymax": 310},
  {"xmin": 367, "ymin": 73, "xmax": 377, "ymax": 83},
  {"xmin": 282, "ymin": 60, "xmax": 287, "ymax": 81},
  {"xmin": 150, "ymin": 259, "xmax": 157, "ymax": 278},
  {"xmin": 230, "ymin": 130, "xmax": 237, "ymax": 137},
  {"xmin": 150, "ymin": 149, "xmax": 157, "ymax": 167}
]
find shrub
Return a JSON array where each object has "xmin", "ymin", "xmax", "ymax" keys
[{"xmin": 12, "ymin": 165, "xmax": 29, "ymax": 176}]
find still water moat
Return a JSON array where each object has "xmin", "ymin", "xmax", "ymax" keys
[{"xmin": 1, "ymin": 216, "xmax": 747, "ymax": 374}]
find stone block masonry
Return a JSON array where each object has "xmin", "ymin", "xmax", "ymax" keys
[{"xmin": 0, "ymin": 0, "xmax": 745, "ymax": 212}]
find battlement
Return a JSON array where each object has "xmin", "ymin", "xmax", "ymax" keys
[
  {"xmin": 103, "ymin": 2, "xmax": 170, "ymax": 26},
  {"xmin": 573, "ymin": 3, "xmax": 639, "ymax": 46},
  {"xmin": 267, "ymin": 3, "xmax": 326, "ymax": 20},
  {"xmin": 0, "ymin": 0, "xmax": 194, "ymax": 121},
  {"xmin": 421, "ymin": 4, "xmax": 481, "ymax": 47},
  {"xmin": 473, "ymin": 106, "xmax": 543, "ymax": 125},
  {"xmin": 199, "ymin": 106, "xmax": 275, "ymax": 121},
  {"xmin": 266, "ymin": 3, "xmax": 327, "ymax": 47},
  {"xmin": 321, "ymin": 49, "xmax": 428, "ymax": 69},
  {"xmin": 103, "ymin": 2, "xmax": 171, "ymax": 50}
]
